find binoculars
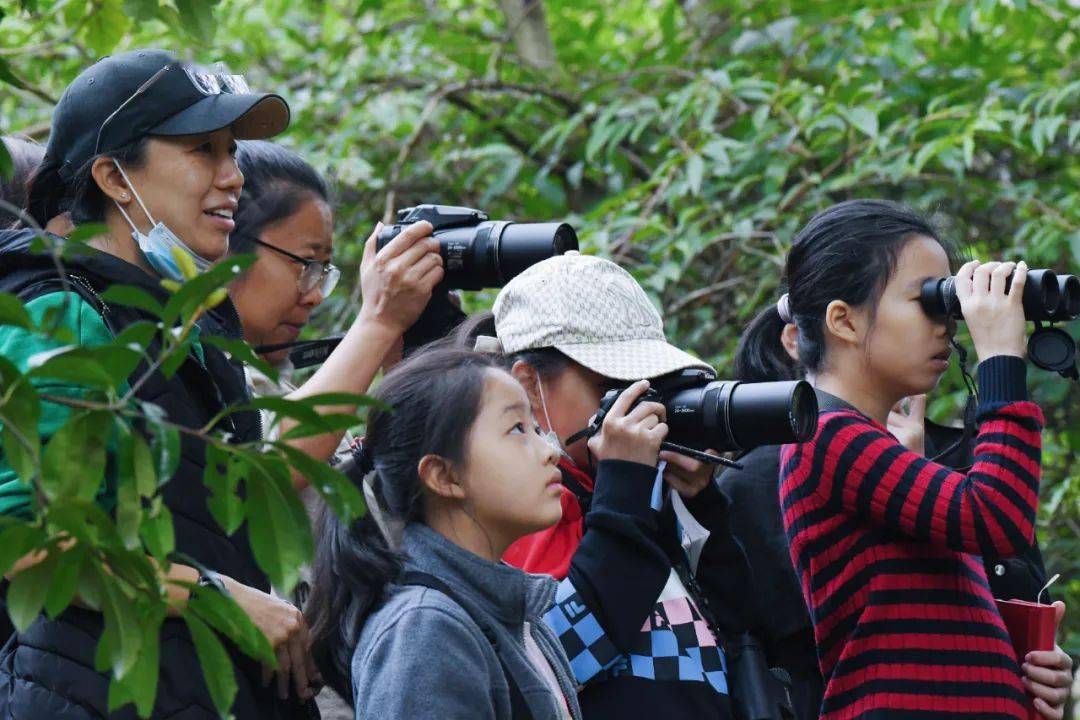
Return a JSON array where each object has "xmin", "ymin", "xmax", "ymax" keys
[{"xmin": 920, "ymin": 269, "xmax": 1080, "ymax": 323}]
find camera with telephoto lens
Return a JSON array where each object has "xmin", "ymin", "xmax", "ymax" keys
[
  {"xmin": 375, "ymin": 204, "xmax": 579, "ymax": 291},
  {"xmin": 920, "ymin": 269, "xmax": 1080, "ymax": 322},
  {"xmin": 593, "ymin": 368, "xmax": 818, "ymax": 453}
]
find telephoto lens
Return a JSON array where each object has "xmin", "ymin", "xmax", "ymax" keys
[
  {"xmin": 376, "ymin": 204, "xmax": 578, "ymax": 290},
  {"xmin": 920, "ymin": 268, "xmax": 1061, "ymax": 322},
  {"xmin": 597, "ymin": 369, "xmax": 818, "ymax": 453}
]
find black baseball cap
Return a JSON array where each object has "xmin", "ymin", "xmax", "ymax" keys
[{"xmin": 45, "ymin": 49, "xmax": 290, "ymax": 181}]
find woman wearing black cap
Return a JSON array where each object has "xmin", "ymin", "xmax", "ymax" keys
[{"xmin": 0, "ymin": 50, "xmax": 316, "ymax": 719}]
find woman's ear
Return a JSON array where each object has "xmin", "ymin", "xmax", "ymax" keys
[
  {"xmin": 90, "ymin": 156, "xmax": 132, "ymax": 205},
  {"xmin": 824, "ymin": 299, "xmax": 865, "ymax": 347},
  {"xmin": 509, "ymin": 360, "xmax": 542, "ymax": 415},
  {"xmin": 417, "ymin": 454, "xmax": 466, "ymax": 501}
]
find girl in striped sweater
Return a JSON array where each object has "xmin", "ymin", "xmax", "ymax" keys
[{"xmin": 739, "ymin": 200, "xmax": 1073, "ymax": 720}]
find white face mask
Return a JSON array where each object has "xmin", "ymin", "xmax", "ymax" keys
[
  {"xmin": 112, "ymin": 160, "xmax": 212, "ymax": 281},
  {"xmin": 536, "ymin": 377, "xmax": 567, "ymax": 457}
]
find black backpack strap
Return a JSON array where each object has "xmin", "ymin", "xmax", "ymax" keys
[{"xmin": 398, "ymin": 571, "xmax": 535, "ymax": 720}]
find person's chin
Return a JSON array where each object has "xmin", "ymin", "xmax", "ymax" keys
[{"xmin": 188, "ymin": 235, "xmax": 228, "ymax": 262}]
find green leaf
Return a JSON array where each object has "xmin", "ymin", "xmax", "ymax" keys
[
  {"xmin": 84, "ymin": 0, "xmax": 130, "ymax": 53},
  {"xmin": 183, "ymin": 612, "xmax": 238, "ymax": 716},
  {"xmin": 204, "ymin": 445, "xmax": 245, "ymax": 535},
  {"xmin": 0, "ymin": 138, "xmax": 12, "ymax": 183},
  {"xmin": 100, "ymin": 285, "xmax": 166, "ymax": 319},
  {"xmin": 0, "ymin": 522, "xmax": 45, "ymax": 578},
  {"xmin": 0, "ymin": 375, "xmax": 41, "ymax": 483},
  {"xmin": 92, "ymin": 565, "xmax": 142, "ymax": 678},
  {"xmin": 41, "ymin": 410, "xmax": 111, "ymax": 503},
  {"xmin": 43, "ymin": 545, "xmax": 87, "ymax": 618},
  {"xmin": 686, "ymin": 154, "xmax": 705, "ymax": 196},
  {"xmin": 188, "ymin": 586, "xmax": 275, "ymax": 665},
  {"xmin": 245, "ymin": 457, "xmax": 311, "ymax": 591},
  {"xmin": 131, "ymin": 432, "xmax": 157, "ymax": 497},
  {"xmin": 847, "ymin": 107, "xmax": 879, "ymax": 138},
  {"xmin": 277, "ymin": 413, "xmax": 363, "ymax": 440},
  {"xmin": 7, "ymin": 551, "xmax": 56, "ymax": 631},
  {"xmin": 202, "ymin": 335, "xmax": 278, "ymax": 382},
  {"xmin": 160, "ymin": 254, "xmax": 255, "ymax": 326},
  {"xmin": 0, "ymin": 292, "xmax": 32, "ymax": 330},
  {"xmin": 176, "ymin": 0, "xmax": 219, "ymax": 44},
  {"xmin": 148, "ymin": 420, "xmax": 181, "ymax": 483},
  {"xmin": 106, "ymin": 604, "xmax": 164, "ymax": 718},
  {"xmin": 26, "ymin": 346, "xmax": 120, "ymax": 391},
  {"xmin": 116, "ymin": 475, "xmax": 142, "ymax": 551},
  {"xmin": 275, "ymin": 443, "xmax": 366, "ymax": 522},
  {"xmin": 139, "ymin": 503, "xmax": 175, "ymax": 560}
]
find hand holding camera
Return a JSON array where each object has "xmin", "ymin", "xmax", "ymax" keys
[
  {"xmin": 358, "ymin": 220, "xmax": 445, "ymax": 335},
  {"xmin": 587, "ymin": 380, "xmax": 670, "ymax": 467},
  {"xmin": 954, "ymin": 260, "xmax": 1029, "ymax": 362}
]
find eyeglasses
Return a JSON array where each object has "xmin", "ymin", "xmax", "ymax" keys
[
  {"xmin": 95, "ymin": 62, "xmax": 253, "ymax": 155},
  {"xmin": 250, "ymin": 238, "xmax": 341, "ymax": 296}
]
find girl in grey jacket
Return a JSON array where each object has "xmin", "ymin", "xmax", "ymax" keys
[{"xmin": 308, "ymin": 348, "xmax": 597, "ymax": 719}]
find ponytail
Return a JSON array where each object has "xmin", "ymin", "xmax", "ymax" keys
[
  {"xmin": 305, "ymin": 347, "xmax": 503, "ymax": 705},
  {"xmin": 24, "ymin": 161, "xmax": 67, "ymax": 228},
  {"xmin": 733, "ymin": 305, "xmax": 800, "ymax": 382},
  {"xmin": 307, "ymin": 489, "xmax": 401, "ymax": 702}
]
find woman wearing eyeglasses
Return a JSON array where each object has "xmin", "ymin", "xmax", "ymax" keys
[
  {"xmin": 226, "ymin": 140, "xmax": 443, "ymax": 720},
  {"xmin": 0, "ymin": 50, "xmax": 319, "ymax": 719},
  {"xmin": 229, "ymin": 141, "xmax": 442, "ymax": 484}
]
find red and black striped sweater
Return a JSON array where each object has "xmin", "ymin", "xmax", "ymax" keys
[{"xmin": 780, "ymin": 356, "xmax": 1044, "ymax": 720}]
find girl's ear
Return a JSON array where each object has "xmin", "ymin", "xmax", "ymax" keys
[
  {"xmin": 781, "ymin": 322, "xmax": 800, "ymax": 362},
  {"xmin": 824, "ymin": 299, "xmax": 865, "ymax": 347},
  {"xmin": 509, "ymin": 360, "xmax": 542, "ymax": 414},
  {"xmin": 417, "ymin": 454, "xmax": 466, "ymax": 501}
]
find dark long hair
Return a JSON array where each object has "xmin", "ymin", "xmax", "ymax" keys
[
  {"xmin": 735, "ymin": 199, "xmax": 950, "ymax": 381},
  {"xmin": 232, "ymin": 140, "xmax": 329, "ymax": 253},
  {"xmin": 1, "ymin": 136, "xmax": 45, "ymax": 228},
  {"xmin": 306, "ymin": 347, "xmax": 503, "ymax": 702}
]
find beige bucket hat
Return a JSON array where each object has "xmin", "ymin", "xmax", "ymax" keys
[{"xmin": 491, "ymin": 253, "xmax": 713, "ymax": 380}]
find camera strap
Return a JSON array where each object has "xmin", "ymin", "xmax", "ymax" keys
[
  {"xmin": 253, "ymin": 335, "xmax": 344, "ymax": 369},
  {"xmin": 563, "ymin": 422, "xmax": 743, "ymax": 470}
]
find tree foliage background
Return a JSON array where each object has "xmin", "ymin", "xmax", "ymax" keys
[{"xmin": 1, "ymin": 0, "xmax": 1078, "ymax": 712}]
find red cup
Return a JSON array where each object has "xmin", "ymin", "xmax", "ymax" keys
[{"xmin": 995, "ymin": 598, "xmax": 1056, "ymax": 720}]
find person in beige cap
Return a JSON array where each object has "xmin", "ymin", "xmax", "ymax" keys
[{"xmin": 460, "ymin": 253, "xmax": 747, "ymax": 720}]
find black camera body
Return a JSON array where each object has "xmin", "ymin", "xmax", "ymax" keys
[
  {"xmin": 375, "ymin": 204, "xmax": 579, "ymax": 290},
  {"xmin": 594, "ymin": 368, "xmax": 818, "ymax": 453},
  {"xmin": 920, "ymin": 269, "xmax": 1080, "ymax": 322}
]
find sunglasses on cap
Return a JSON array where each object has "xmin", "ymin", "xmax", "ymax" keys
[{"xmin": 94, "ymin": 62, "xmax": 254, "ymax": 156}]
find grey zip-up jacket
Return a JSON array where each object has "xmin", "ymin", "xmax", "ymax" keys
[{"xmin": 351, "ymin": 524, "xmax": 581, "ymax": 720}]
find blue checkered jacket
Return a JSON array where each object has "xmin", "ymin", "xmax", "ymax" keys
[{"xmin": 522, "ymin": 460, "xmax": 744, "ymax": 719}]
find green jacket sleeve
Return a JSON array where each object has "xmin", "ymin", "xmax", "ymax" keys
[{"xmin": 0, "ymin": 291, "xmax": 129, "ymax": 520}]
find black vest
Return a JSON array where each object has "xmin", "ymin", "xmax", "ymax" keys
[{"xmin": 0, "ymin": 231, "xmax": 294, "ymax": 719}]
